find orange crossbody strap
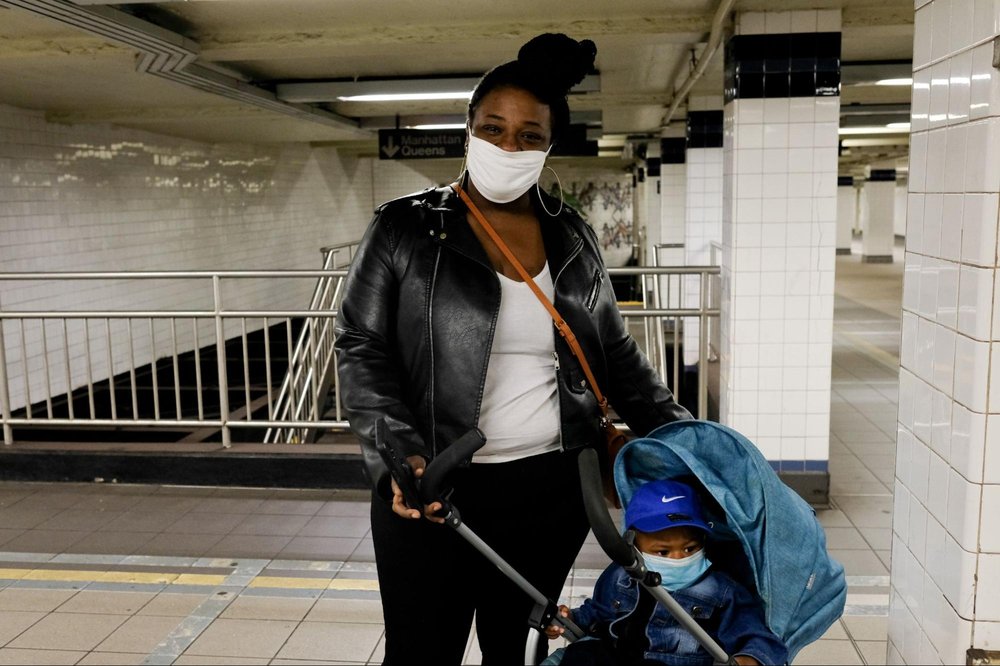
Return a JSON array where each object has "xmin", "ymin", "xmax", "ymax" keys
[{"xmin": 452, "ymin": 184, "xmax": 611, "ymax": 419}]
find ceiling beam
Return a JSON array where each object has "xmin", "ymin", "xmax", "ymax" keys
[
  {"xmin": 45, "ymin": 104, "xmax": 278, "ymax": 125},
  {"xmin": 841, "ymin": 5, "xmax": 915, "ymax": 28},
  {"xmin": 0, "ymin": 35, "xmax": 128, "ymax": 58},
  {"xmin": 332, "ymin": 91, "xmax": 674, "ymax": 118},
  {"xmin": 197, "ymin": 16, "xmax": 713, "ymax": 62}
]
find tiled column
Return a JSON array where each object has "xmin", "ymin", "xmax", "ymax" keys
[
  {"xmin": 861, "ymin": 169, "xmax": 897, "ymax": 263},
  {"xmin": 660, "ymin": 134, "xmax": 687, "ymax": 254},
  {"xmin": 895, "ymin": 176, "xmax": 909, "ymax": 238},
  {"xmin": 721, "ymin": 9, "xmax": 841, "ymax": 500},
  {"xmin": 643, "ymin": 142, "xmax": 663, "ymax": 268},
  {"xmin": 837, "ymin": 176, "xmax": 857, "ymax": 254},
  {"xmin": 659, "ymin": 134, "xmax": 687, "ymax": 308},
  {"xmin": 891, "ymin": 0, "xmax": 1000, "ymax": 661},
  {"xmin": 684, "ymin": 102, "xmax": 724, "ymax": 365}
]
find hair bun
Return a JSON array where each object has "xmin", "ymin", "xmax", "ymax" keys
[{"xmin": 517, "ymin": 33, "xmax": 597, "ymax": 93}]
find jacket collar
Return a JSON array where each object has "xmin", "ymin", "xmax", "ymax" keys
[{"xmin": 428, "ymin": 184, "xmax": 584, "ymax": 277}]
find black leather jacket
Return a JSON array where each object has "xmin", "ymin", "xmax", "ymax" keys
[{"xmin": 334, "ymin": 186, "xmax": 691, "ymax": 496}]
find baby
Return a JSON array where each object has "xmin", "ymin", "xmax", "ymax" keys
[{"xmin": 545, "ymin": 479, "xmax": 788, "ymax": 665}]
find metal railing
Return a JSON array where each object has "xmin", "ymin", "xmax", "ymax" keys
[
  {"xmin": 643, "ymin": 243, "xmax": 686, "ymax": 386},
  {"xmin": 0, "ymin": 263, "xmax": 719, "ymax": 446},
  {"xmin": 613, "ymin": 265, "xmax": 719, "ymax": 419},
  {"xmin": 708, "ymin": 241, "xmax": 724, "ymax": 361},
  {"xmin": 0, "ymin": 270, "xmax": 350, "ymax": 448},
  {"xmin": 264, "ymin": 242, "xmax": 358, "ymax": 444}
]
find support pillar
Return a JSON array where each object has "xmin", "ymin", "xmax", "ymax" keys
[
  {"xmin": 890, "ymin": 0, "xmax": 1000, "ymax": 660},
  {"xmin": 660, "ymin": 133, "xmax": 687, "ymax": 255},
  {"xmin": 894, "ymin": 175, "xmax": 908, "ymax": 239},
  {"xmin": 643, "ymin": 142, "xmax": 663, "ymax": 268},
  {"xmin": 836, "ymin": 176, "xmax": 856, "ymax": 254},
  {"xmin": 659, "ymin": 132, "xmax": 687, "ymax": 310},
  {"xmin": 721, "ymin": 9, "xmax": 841, "ymax": 502},
  {"xmin": 861, "ymin": 168, "xmax": 897, "ymax": 263},
  {"xmin": 683, "ymin": 98, "xmax": 724, "ymax": 366}
]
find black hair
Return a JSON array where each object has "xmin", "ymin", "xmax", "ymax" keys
[{"xmin": 467, "ymin": 33, "xmax": 597, "ymax": 146}]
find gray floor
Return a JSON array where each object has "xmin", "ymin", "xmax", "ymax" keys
[{"xmin": 0, "ymin": 247, "xmax": 901, "ymax": 665}]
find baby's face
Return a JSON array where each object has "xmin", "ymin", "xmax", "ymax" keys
[{"xmin": 634, "ymin": 525, "xmax": 704, "ymax": 559}]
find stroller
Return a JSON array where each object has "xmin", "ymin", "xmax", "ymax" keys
[
  {"xmin": 601, "ymin": 420, "xmax": 848, "ymax": 662},
  {"xmin": 378, "ymin": 418, "xmax": 846, "ymax": 664}
]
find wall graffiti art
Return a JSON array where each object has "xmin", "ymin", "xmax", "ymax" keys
[{"xmin": 551, "ymin": 179, "xmax": 634, "ymax": 267}]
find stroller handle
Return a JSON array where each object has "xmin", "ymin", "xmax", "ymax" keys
[
  {"xmin": 577, "ymin": 447, "xmax": 639, "ymax": 568},
  {"xmin": 419, "ymin": 428, "xmax": 486, "ymax": 506}
]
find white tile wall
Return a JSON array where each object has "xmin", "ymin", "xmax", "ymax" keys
[
  {"xmin": 720, "ymin": 92, "xmax": 837, "ymax": 465},
  {"xmin": 836, "ymin": 185, "xmax": 857, "ymax": 250},
  {"xmin": 862, "ymin": 180, "xmax": 898, "ymax": 257},
  {"xmin": 684, "ymin": 148, "xmax": 723, "ymax": 365},
  {"xmin": 0, "ymin": 103, "xmax": 459, "ymax": 410},
  {"xmin": 892, "ymin": 5, "xmax": 1000, "ymax": 660},
  {"xmin": 660, "ymin": 161, "xmax": 687, "ymax": 334},
  {"xmin": 737, "ymin": 10, "xmax": 840, "ymax": 34}
]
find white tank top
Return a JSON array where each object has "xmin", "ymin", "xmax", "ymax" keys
[{"xmin": 473, "ymin": 262, "xmax": 561, "ymax": 463}]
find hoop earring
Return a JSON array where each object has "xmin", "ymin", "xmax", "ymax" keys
[{"xmin": 537, "ymin": 165, "xmax": 564, "ymax": 217}]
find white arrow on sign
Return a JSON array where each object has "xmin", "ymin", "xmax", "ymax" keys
[{"xmin": 381, "ymin": 135, "xmax": 400, "ymax": 158}]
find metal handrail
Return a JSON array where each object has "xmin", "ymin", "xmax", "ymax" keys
[
  {"xmin": 264, "ymin": 241, "xmax": 357, "ymax": 444},
  {"xmin": 0, "ymin": 261, "xmax": 718, "ymax": 447}
]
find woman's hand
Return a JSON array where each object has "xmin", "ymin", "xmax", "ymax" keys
[
  {"xmin": 389, "ymin": 455, "xmax": 445, "ymax": 523},
  {"xmin": 544, "ymin": 606, "xmax": 572, "ymax": 640}
]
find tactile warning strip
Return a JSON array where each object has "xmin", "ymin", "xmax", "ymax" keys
[{"xmin": 0, "ymin": 552, "xmax": 384, "ymax": 663}]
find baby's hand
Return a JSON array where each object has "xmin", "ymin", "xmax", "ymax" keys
[{"xmin": 544, "ymin": 605, "xmax": 572, "ymax": 640}]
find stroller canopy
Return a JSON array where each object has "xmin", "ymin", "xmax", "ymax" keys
[{"xmin": 613, "ymin": 420, "xmax": 846, "ymax": 660}]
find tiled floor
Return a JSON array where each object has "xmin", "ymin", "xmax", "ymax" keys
[{"xmin": 0, "ymin": 247, "xmax": 902, "ymax": 665}]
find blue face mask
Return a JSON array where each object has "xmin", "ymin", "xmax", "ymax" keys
[{"xmin": 643, "ymin": 549, "xmax": 710, "ymax": 591}]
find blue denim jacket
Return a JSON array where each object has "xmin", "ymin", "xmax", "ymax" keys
[{"xmin": 571, "ymin": 564, "xmax": 789, "ymax": 665}]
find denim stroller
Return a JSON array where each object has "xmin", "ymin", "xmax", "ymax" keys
[
  {"xmin": 591, "ymin": 419, "xmax": 847, "ymax": 662},
  {"xmin": 379, "ymin": 418, "xmax": 845, "ymax": 664}
]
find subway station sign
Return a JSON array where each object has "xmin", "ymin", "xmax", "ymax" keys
[{"xmin": 378, "ymin": 129, "xmax": 465, "ymax": 160}]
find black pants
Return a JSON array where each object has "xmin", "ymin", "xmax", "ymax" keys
[{"xmin": 372, "ymin": 448, "xmax": 591, "ymax": 665}]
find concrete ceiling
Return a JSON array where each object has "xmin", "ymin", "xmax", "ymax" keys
[{"xmin": 0, "ymin": 0, "xmax": 914, "ymax": 152}]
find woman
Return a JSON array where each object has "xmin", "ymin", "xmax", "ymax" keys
[{"xmin": 335, "ymin": 33, "xmax": 691, "ymax": 665}]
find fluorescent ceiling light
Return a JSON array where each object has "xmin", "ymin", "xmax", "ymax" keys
[
  {"xmin": 338, "ymin": 92, "xmax": 472, "ymax": 102},
  {"xmin": 408, "ymin": 123, "xmax": 467, "ymax": 130},
  {"xmin": 874, "ymin": 78, "xmax": 913, "ymax": 86},
  {"xmin": 278, "ymin": 75, "xmax": 600, "ymax": 104},
  {"xmin": 839, "ymin": 125, "xmax": 911, "ymax": 135}
]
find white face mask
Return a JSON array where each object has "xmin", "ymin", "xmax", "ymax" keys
[{"xmin": 465, "ymin": 134, "xmax": 549, "ymax": 204}]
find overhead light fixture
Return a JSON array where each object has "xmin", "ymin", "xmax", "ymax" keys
[
  {"xmin": 838, "ymin": 125, "xmax": 910, "ymax": 135},
  {"xmin": 277, "ymin": 75, "xmax": 601, "ymax": 104},
  {"xmin": 408, "ymin": 123, "xmax": 467, "ymax": 130},
  {"xmin": 338, "ymin": 92, "xmax": 473, "ymax": 102},
  {"xmin": 874, "ymin": 78, "xmax": 913, "ymax": 86}
]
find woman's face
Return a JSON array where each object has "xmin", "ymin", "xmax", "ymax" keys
[{"xmin": 469, "ymin": 86, "xmax": 553, "ymax": 152}]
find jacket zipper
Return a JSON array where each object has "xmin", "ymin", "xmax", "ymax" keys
[
  {"xmin": 553, "ymin": 352, "xmax": 564, "ymax": 451},
  {"xmin": 552, "ymin": 235, "xmax": 583, "ymax": 451},
  {"xmin": 552, "ymin": 236, "xmax": 584, "ymax": 289},
  {"xmin": 427, "ymin": 217, "xmax": 444, "ymax": 458},
  {"xmin": 432, "ymin": 223, "xmax": 501, "ymax": 433}
]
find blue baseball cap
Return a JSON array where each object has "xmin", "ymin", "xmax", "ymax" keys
[{"xmin": 625, "ymin": 479, "xmax": 711, "ymax": 534}]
